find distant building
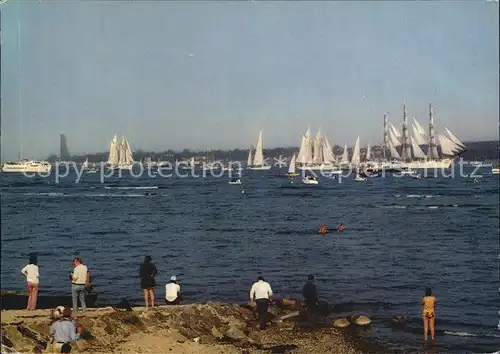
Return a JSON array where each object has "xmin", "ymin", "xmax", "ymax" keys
[{"xmin": 60, "ymin": 133, "xmax": 70, "ymax": 161}]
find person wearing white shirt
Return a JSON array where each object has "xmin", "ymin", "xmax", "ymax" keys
[
  {"xmin": 249, "ymin": 276, "xmax": 273, "ymax": 330},
  {"xmin": 70, "ymin": 258, "xmax": 88, "ymax": 312},
  {"xmin": 21, "ymin": 255, "xmax": 40, "ymax": 310},
  {"xmin": 165, "ymin": 276, "xmax": 182, "ymax": 305}
]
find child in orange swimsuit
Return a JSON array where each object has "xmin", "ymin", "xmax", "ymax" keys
[{"xmin": 422, "ymin": 287, "xmax": 436, "ymax": 341}]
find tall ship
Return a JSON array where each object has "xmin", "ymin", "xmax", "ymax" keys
[
  {"xmin": 247, "ymin": 130, "xmax": 272, "ymax": 170},
  {"xmin": 296, "ymin": 127, "xmax": 338, "ymax": 171},
  {"xmin": 107, "ymin": 134, "xmax": 135, "ymax": 170},
  {"xmin": 2, "ymin": 159, "xmax": 52, "ymax": 173},
  {"xmin": 382, "ymin": 103, "xmax": 466, "ymax": 169}
]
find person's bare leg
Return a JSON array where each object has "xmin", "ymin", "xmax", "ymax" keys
[
  {"xmin": 143, "ymin": 289, "xmax": 149, "ymax": 308},
  {"xmin": 430, "ymin": 317, "xmax": 435, "ymax": 340},
  {"xmin": 423, "ymin": 316, "xmax": 428, "ymax": 341},
  {"xmin": 27, "ymin": 286, "xmax": 32, "ymax": 310},
  {"xmin": 150, "ymin": 289, "xmax": 155, "ymax": 307}
]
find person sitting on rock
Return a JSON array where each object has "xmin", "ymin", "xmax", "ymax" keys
[
  {"xmin": 302, "ymin": 275, "xmax": 319, "ymax": 326},
  {"xmin": 249, "ymin": 276, "xmax": 273, "ymax": 330},
  {"xmin": 50, "ymin": 307, "xmax": 82, "ymax": 354},
  {"xmin": 165, "ymin": 276, "xmax": 182, "ymax": 305}
]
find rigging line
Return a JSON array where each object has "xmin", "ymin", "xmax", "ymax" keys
[{"xmin": 17, "ymin": 0, "xmax": 23, "ymax": 159}]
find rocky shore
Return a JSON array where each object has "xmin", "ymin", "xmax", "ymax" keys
[{"xmin": 1, "ymin": 300, "xmax": 385, "ymax": 353}]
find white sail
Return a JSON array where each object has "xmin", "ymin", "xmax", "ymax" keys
[
  {"xmin": 247, "ymin": 147, "xmax": 253, "ymax": 166},
  {"xmin": 390, "ymin": 123, "xmax": 402, "ymax": 138},
  {"xmin": 366, "ymin": 143, "xmax": 371, "ymax": 160},
  {"xmin": 340, "ymin": 143, "xmax": 349, "ymax": 164},
  {"xmin": 350, "ymin": 136, "xmax": 360, "ymax": 165},
  {"xmin": 118, "ymin": 136, "xmax": 126, "ymax": 165},
  {"xmin": 412, "ymin": 122, "xmax": 427, "ymax": 145},
  {"xmin": 389, "ymin": 129, "xmax": 402, "ymax": 147},
  {"xmin": 410, "ymin": 134, "xmax": 426, "ymax": 159},
  {"xmin": 438, "ymin": 133, "xmax": 460, "ymax": 156},
  {"xmin": 288, "ymin": 154, "xmax": 296, "ymax": 174},
  {"xmin": 412, "ymin": 117, "xmax": 426, "ymax": 136},
  {"xmin": 297, "ymin": 127, "xmax": 313, "ymax": 165},
  {"xmin": 123, "ymin": 137, "xmax": 134, "ymax": 165},
  {"xmin": 389, "ymin": 141, "xmax": 401, "ymax": 159},
  {"xmin": 296, "ymin": 134, "xmax": 308, "ymax": 164},
  {"xmin": 444, "ymin": 128, "xmax": 466, "ymax": 150},
  {"xmin": 322, "ymin": 136, "xmax": 336, "ymax": 163},
  {"xmin": 107, "ymin": 134, "xmax": 119, "ymax": 166},
  {"xmin": 252, "ymin": 130, "xmax": 264, "ymax": 166},
  {"xmin": 312, "ymin": 129, "xmax": 323, "ymax": 164},
  {"xmin": 83, "ymin": 157, "xmax": 88, "ymax": 168}
]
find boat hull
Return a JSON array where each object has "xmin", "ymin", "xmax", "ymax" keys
[
  {"xmin": 0, "ymin": 291, "xmax": 98, "ymax": 310},
  {"xmin": 404, "ymin": 158, "xmax": 454, "ymax": 169},
  {"xmin": 302, "ymin": 178, "xmax": 319, "ymax": 185},
  {"xmin": 298, "ymin": 164, "xmax": 339, "ymax": 171},
  {"xmin": 248, "ymin": 165, "xmax": 272, "ymax": 170},
  {"xmin": 2, "ymin": 162, "xmax": 52, "ymax": 174}
]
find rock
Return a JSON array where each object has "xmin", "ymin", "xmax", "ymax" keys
[
  {"xmin": 225, "ymin": 327, "xmax": 246, "ymax": 341},
  {"xmin": 211, "ymin": 326, "xmax": 224, "ymax": 339},
  {"xmin": 391, "ymin": 316, "xmax": 407, "ymax": 327},
  {"xmin": 332, "ymin": 318, "xmax": 350, "ymax": 328},
  {"xmin": 199, "ymin": 335, "xmax": 216, "ymax": 344},
  {"xmin": 351, "ymin": 315, "xmax": 371, "ymax": 326}
]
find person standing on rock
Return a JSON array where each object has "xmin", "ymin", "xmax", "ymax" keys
[
  {"xmin": 249, "ymin": 276, "xmax": 273, "ymax": 330},
  {"xmin": 139, "ymin": 255, "xmax": 158, "ymax": 308},
  {"xmin": 70, "ymin": 257, "xmax": 88, "ymax": 312},
  {"xmin": 21, "ymin": 254, "xmax": 40, "ymax": 310},
  {"xmin": 302, "ymin": 275, "xmax": 319, "ymax": 326},
  {"xmin": 50, "ymin": 307, "xmax": 82, "ymax": 353},
  {"xmin": 165, "ymin": 275, "xmax": 182, "ymax": 305}
]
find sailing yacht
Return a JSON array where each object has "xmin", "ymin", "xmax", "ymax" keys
[
  {"xmin": 386, "ymin": 103, "xmax": 467, "ymax": 169},
  {"xmin": 247, "ymin": 130, "xmax": 272, "ymax": 170},
  {"xmin": 287, "ymin": 154, "xmax": 299, "ymax": 177},
  {"xmin": 106, "ymin": 134, "xmax": 135, "ymax": 170},
  {"xmin": 296, "ymin": 127, "xmax": 339, "ymax": 172}
]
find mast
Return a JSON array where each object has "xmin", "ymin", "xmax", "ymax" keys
[
  {"xmin": 17, "ymin": 1, "xmax": 23, "ymax": 160},
  {"xmin": 400, "ymin": 104, "xmax": 411, "ymax": 162},
  {"xmin": 427, "ymin": 103, "xmax": 438, "ymax": 159},
  {"xmin": 383, "ymin": 113, "xmax": 388, "ymax": 161}
]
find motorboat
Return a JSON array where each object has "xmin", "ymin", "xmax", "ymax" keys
[
  {"xmin": 354, "ymin": 175, "xmax": 366, "ymax": 182},
  {"xmin": 302, "ymin": 175, "xmax": 319, "ymax": 185},
  {"xmin": 229, "ymin": 178, "xmax": 242, "ymax": 185},
  {"xmin": 1, "ymin": 159, "xmax": 52, "ymax": 174}
]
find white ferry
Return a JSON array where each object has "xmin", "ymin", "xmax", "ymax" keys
[{"xmin": 1, "ymin": 159, "xmax": 52, "ymax": 174}]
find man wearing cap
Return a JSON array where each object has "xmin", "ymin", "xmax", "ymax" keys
[
  {"xmin": 50, "ymin": 307, "xmax": 81, "ymax": 353},
  {"xmin": 302, "ymin": 275, "xmax": 319, "ymax": 326},
  {"xmin": 249, "ymin": 276, "xmax": 273, "ymax": 330},
  {"xmin": 165, "ymin": 276, "xmax": 182, "ymax": 305}
]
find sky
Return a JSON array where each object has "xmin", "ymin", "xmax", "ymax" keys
[{"xmin": 1, "ymin": 0, "xmax": 498, "ymax": 160}]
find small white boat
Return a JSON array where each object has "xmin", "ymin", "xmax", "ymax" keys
[
  {"xmin": 229, "ymin": 178, "xmax": 242, "ymax": 185},
  {"xmin": 354, "ymin": 175, "xmax": 366, "ymax": 182},
  {"xmin": 302, "ymin": 175, "xmax": 319, "ymax": 185},
  {"xmin": 492, "ymin": 167, "xmax": 499, "ymax": 174},
  {"xmin": 412, "ymin": 173, "xmax": 422, "ymax": 179},
  {"xmin": 399, "ymin": 169, "xmax": 417, "ymax": 176}
]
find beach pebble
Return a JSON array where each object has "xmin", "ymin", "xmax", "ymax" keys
[
  {"xmin": 351, "ymin": 315, "xmax": 371, "ymax": 326},
  {"xmin": 333, "ymin": 318, "xmax": 350, "ymax": 328}
]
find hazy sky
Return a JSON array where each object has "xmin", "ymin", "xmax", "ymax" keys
[{"xmin": 1, "ymin": 0, "xmax": 498, "ymax": 160}]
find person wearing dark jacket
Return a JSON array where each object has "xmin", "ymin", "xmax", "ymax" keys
[
  {"xmin": 302, "ymin": 275, "xmax": 319, "ymax": 325},
  {"xmin": 139, "ymin": 256, "xmax": 158, "ymax": 308}
]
